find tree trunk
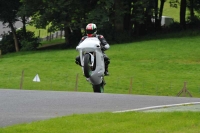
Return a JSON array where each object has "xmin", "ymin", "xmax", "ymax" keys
[
  {"xmin": 132, "ymin": 1, "xmax": 140, "ymax": 36},
  {"xmin": 123, "ymin": 11, "xmax": 131, "ymax": 31},
  {"xmin": 154, "ymin": 0, "xmax": 159, "ymax": 30},
  {"xmin": 156, "ymin": 0, "xmax": 165, "ymax": 30},
  {"xmin": 159, "ymin": 0, "xmax": 165, "ymax": 19},
  {"xmin": 180, "ymin": 0, "xmax": 187, "ymax": 29},
  {"xmin": 22, "ymin": 15, "xmax": 27, "ymax": 38},
  {"xmin": 189, "ymin": 0, "xmax": 195, "ymax": 21},
  {"xmin": 114, "ymin": 0, "xmax": 124, "ymax": 31},
  {"xmin": 123, "ymin": 1, "xmax": 132, "ymax": 31},
  {"xmin": 154, "ymin": 0, "xmax": 158, "ymax": 18},
  {"xmin": 64, "ymin": 25, "xmax": 71, "ymax": 47},
  {"xmin": 9, "ymin": 21, "xmax": 19, "ymax": 52}
]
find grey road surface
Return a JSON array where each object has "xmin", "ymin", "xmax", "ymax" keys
[{"xmin": 1, "ymin": 89, "xmax": 200, "ymax": 127}]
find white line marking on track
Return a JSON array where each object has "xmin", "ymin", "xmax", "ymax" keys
[{"xmin": 113, "ymin": 102, "xmax": 200, "ymax": 113}]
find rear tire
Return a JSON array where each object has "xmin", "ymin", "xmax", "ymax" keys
[
  {"xmin": 83, "ymin": 54, "xmax": 92, "ymax": 78},
  {"xmin": 92, "ymin": 82, "xmax": 104, "ymax": 93}
]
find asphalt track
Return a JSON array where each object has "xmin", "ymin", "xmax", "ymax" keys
[{"xmin": 1, "ymin": 89, "xmax": 200, "ymax": 127}]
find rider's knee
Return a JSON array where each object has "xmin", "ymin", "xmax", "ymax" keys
[
  {"xmin": 105, "ymin": 60, "xmax": 110, "ymax": 65},
  {"xmin": 104, "ymin": 58, "xmax": 110, "ymax": 65},
  {"xmin": 75, "ymin": 56, "xmax": 81, "ymax": 66},
  {"xmin": 104, "ymin": 55, "xmax": 109, "ymax": 60},
  {"xmin": 75, "ymin": 56, "xmax": 80, "ymax": 62},
  {"xmin": 104, "ymin": 56, "xmax": 110, "ymax": 64}
]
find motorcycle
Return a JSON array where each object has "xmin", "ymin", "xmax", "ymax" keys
[{"xmin": 76, "ymin": 37, "xmax": 106, "ymax": 93}]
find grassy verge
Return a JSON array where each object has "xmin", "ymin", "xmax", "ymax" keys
[
  {"xmin": 1, "ymin": 31, "xmax": 200, "ymax": 97},
  {"xmin": 0, "ymin": 111, "xmax": 200, "ymax": 133}
]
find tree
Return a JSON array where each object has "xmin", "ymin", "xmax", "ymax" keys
[
  {"xmin": 187, "ymin": 0, "xmax": 200, "ymax": 22},
  {"xmin": 20, "ymin": 0, "xmax": 88, "ymax": 46},
  {"xmin": 18, "ymin": 0, "xmax": 39, "ymax": 38},
  {"xmin": 132, "ymin": 0, "xmax": 152, "ymax": 35},
  {"xmin": 86, "ymin": 0, "xmax": 114, "ymax": 27},
  {"xmin": 159, "ymin": 0, "xmax": 166, "ymax": 25},
  {"xmin": 180, "ymin": 0, "xmax": 187, "ymax": 29},
  {"xmin": 188, "ymin": 0, "xmax": 195, "ymax": 20},
  {"xmin": 0, "ymin": 0, "xmax": 21, "ymax": 52}
]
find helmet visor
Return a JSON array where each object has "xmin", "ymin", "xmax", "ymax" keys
[{"xmin": 86, "ymin": 29, "xmax": 96, "ymax": 34}]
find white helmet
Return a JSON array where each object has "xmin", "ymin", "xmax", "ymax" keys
[{"xmin": 86, "ymin": 23, "xmax": 97, "ymax": 37}]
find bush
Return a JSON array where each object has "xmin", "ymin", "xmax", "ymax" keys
[
  {"xmin": 165, "ymin": 22, "xmax": 183, "ymax": 32},
  {"xmin": 20, "ymin": 39, "xmax": 39, "ymax": 51},
  {"xmin": 186, "ymin": 15, "xmax": 200, "ymax": 29},
  {"xmin": 0, "ymin": 33, "xmax": 16, "ymax": 54},
  {"xmin": 0, "ymin": 29, "xmax": 40, "ymax": 54},
  {"xmin": 17, "ymin": 29, "xmax": 40, "ymax": 51}
]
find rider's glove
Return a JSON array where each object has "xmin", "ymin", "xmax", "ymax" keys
[
  {"xmin": 101, "ymin": 44, "xmax": 110, "ymax": 51},
  {"xmin": 101, "ymin": 46, "xmax": 106, "ymax": 51}
]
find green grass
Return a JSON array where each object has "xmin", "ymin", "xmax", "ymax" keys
[
  {"xmin": 162, "ymin": 0, "xmax": 191, "ymax": 22},
  {"xmin": 162, "ymin": 0, "xmax": 181, "ymax": 22},
  {"xmin": 1, "ymin": 2, "xmax": 199, "ymax": 132},
  {"xmin": 1, "ymin": 5, "xmax": 200, "ymax": 132},
  {"xmin": 26, "ymin": 26, "xmax": 48, "ymax": 38},
  {"xmin": 1, "ymin": 31, "xmax": 200, "ymax": 97},
  {"xmin": 1, "ymin": 112, "xmax": 200, "ymax": 133}
]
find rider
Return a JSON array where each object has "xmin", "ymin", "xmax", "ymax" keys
[{"xmin": 75, "ymin": 23, "xmax": 110, "ymax": 76}]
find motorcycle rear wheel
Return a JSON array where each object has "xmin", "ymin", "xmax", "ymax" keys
[
  {"xmin": 93, "ymin": 83, "xmax": 104, "ymax": 93},
  {"xmin": 83, "ymin": 54, "xmax": 92, "ymax": 78}
]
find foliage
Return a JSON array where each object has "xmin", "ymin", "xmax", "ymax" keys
[
  {"xmin": 0, "ymin": 33, "xmax": 16, "ymax": 54},
  {"xmin": 0, "ymin": 0, "xmax": 21, "ymax": 22},
  {"xmin": 97, "ymin": 22, "xmax": 115, "ymax": 43},
  {"xmin": 186, "ymin": 15, "xmax": 200, "ymax": 28},
  {"xmin": 0, "ymin": 0, "xmax": 200, "ymax": 52},
  {"xmin": 132, "ymin": 0, "xmax": 150, "ymax": 24},
  {"xmin": 112, "ymin": 30, "xmax": 134, "ymax": 43},
  {"xmin": 20, "ymin": 39, "xmax": 40, "ymax": 51},
  {"xmin": 0, "ymin": 29, "xmax": 40, "ymax": 54},
  {"xmin": 0, "ymin": 0, "xmax": 22, "ymax": 52},
  {"xmin": 17, "ymin": 29, "xmax": 40, "ymax": 51},
  {"xmin": 86, "ymin": 0, "xmax": 114, "ymax": 29},
  {"xmin": 166, "ymin": 22, "xmax": 183, "ymax": 32}
]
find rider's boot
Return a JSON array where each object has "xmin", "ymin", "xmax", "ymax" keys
[
  {"xmin": 75, "ymin": 56, "xmax": 81, "ymax": 66},
  {"xmin": 104, "ymin": 65, "xmax": 109, "ymax": 76},
  {"xmin": 104, "ymin": 70, "xmax": 109, "ymax": 76},
  {"xmin": 104, "ymin": 58, "xmax": 110, "ymax": 76}
]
